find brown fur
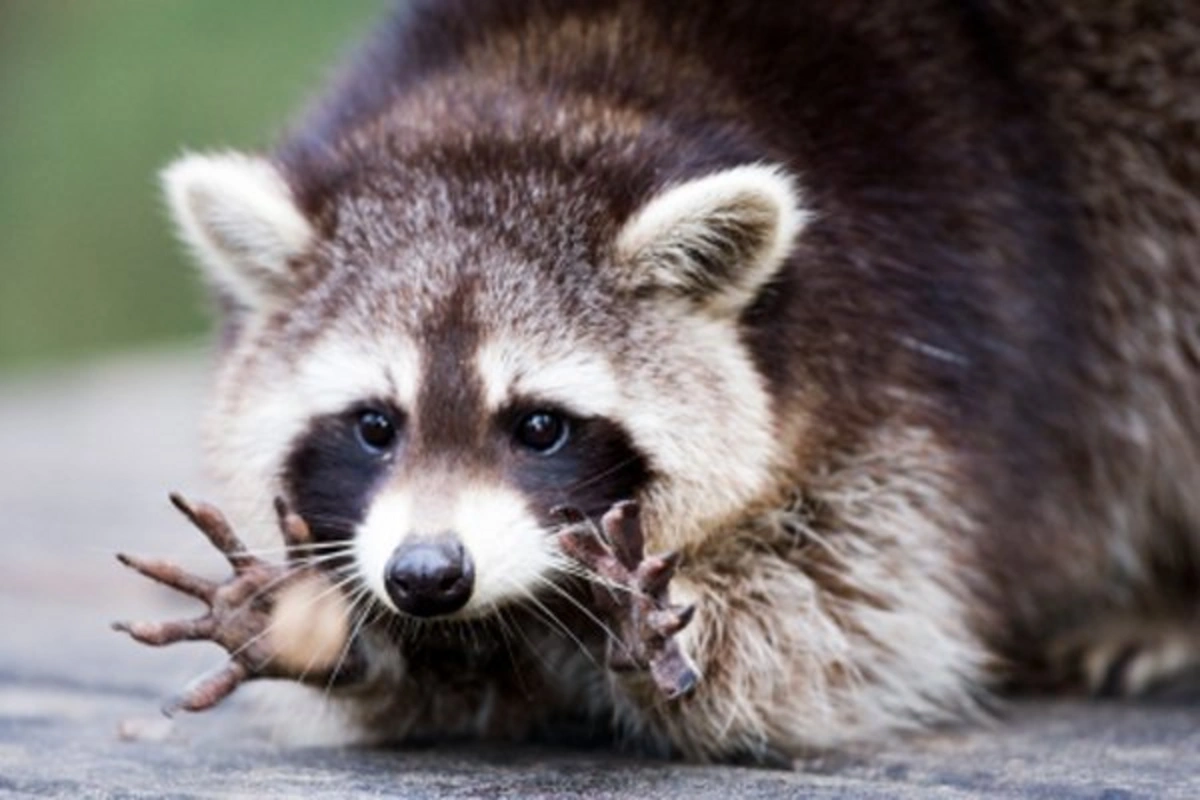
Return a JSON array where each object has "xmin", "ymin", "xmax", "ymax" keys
[{"xmin": 169, "ymin": 0, "xmax": 1199, "ymax": 762}]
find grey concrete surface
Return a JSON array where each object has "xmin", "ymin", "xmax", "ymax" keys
[{"xmin": 1, "ymin": 349, "xmax": 1198, "ymax": 798}]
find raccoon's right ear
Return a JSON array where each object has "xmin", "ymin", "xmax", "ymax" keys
[
  {"xmin": 161, "ymin": 152, "xmax": 313, "ymax": 312},
  {"xmin": 614, "ymin": 164, "xmax": 809, "ymax": 316}
]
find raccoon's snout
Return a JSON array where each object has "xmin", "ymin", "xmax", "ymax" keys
[{"xmin": 384, "ymin": 538, "xmax": 475, "ymax": 617}]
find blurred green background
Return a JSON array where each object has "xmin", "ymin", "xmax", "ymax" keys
[{"xmin": 0, "ymin": 0, "xmax": 384, "ymax": 373}]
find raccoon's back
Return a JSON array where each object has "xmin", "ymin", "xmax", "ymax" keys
[{"xmin": 984, "ymin": 0, "xmax": 1200, "ymax": 620}]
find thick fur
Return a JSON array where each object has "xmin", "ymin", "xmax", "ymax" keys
[
  {"xmin": 163, "ymin": 152, "xmax": 314, "ymax": 311},
  {"xmin": 163, "ymin": 0, "xmax": 1200, "ymax": 763}
]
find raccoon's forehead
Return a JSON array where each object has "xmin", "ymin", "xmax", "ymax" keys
[
  {"xmin": 271, "ymin": 245, "xmax": 626, "ymax": 419},
  {"xmin": 292, "ymin": 171, "xmax": 627, "ymax": 353},
  {"xmin": 317, "ymin": 175, "xmax": 619, "ymax": 316}
]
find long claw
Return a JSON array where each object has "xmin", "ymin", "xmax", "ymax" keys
[
  {"xmin": 674, "ymin": 603, "xmax": 696, "ymax": 630},
  {"xmin": 163, "ymin": 661, "xmax": 249, "ymax": 716},
  {"xmin": 602, "ymin": 500, "xmax": 644, "ymax": 570},
  {"xmin": 647, "ymin": 603, "xmax": 696, "ymax": 637},
  {"xmin": 639, "ymin": 550, "xmax": 681, "ymax": 598},
  {"xmin": 168, "ymin": 493, "xmax": 254, "ymax": 573},
  {"xmin": 113, "ymin": 616, "xmax": 215, "ymax": 646},
  {"xmin": 115, "ymin": 553, "xmax": 216, "ymax": 601},
  {"xmin": 651, "ymin": 652, "xmax": 699, "ymax": 701}
]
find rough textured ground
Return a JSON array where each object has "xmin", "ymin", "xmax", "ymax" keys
[{"xmin": 1, "ymin": 349, "xmax": 1198, "ymax": 799}]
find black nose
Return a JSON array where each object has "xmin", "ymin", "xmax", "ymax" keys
[{"xmin": 384, "ymin": 538, "xmax": 474, "ymax": 617}]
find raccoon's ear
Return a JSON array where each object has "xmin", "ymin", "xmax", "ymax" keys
[
  {"xmin": 615, "ymin": 164, "xmax": 809, "ymax": 315},
  {"xmin": 161, "ymin": 152, "xmax": 313, "ymax": 312}
]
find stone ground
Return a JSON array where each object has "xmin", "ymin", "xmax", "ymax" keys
[{"xmin": 1, "ymin": 348, "xmax": 1198, "ymax": 799}]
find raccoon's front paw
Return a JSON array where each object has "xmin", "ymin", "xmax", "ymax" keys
[
  {"xmin": 558, "ymin": 501, "xmax": 699, "ymax": 700},
  {"xmin": 115, "ymin": 494, "xmax": 359, "ymax": 714}
]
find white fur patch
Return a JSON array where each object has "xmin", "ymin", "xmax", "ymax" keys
[
  {"xmin": 475, "ymin": 338, "xmax": 621, "ymax": 416},
  {"xmin": 354, "ymin": 490, "xmax": 414, "ymax": 612},
  {"xmin": 616, "ymin": 163, "xmax": 810, "ymax": 315},
  {"xmin": 452, "ymin": 485, "xmax": 556, "ymax": 613},
  {"xmin": 162, "ymin": 151, "xmax": 313, "ymax": 310}
]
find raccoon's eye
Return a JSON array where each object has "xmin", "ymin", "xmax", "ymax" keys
[
  {"xmin": 356, "ymin": 410, "xmax": 397, "ymax": 453},
  {"xmin": 515, "ymin": 411, "xmax": 569, "ymax": 454}
]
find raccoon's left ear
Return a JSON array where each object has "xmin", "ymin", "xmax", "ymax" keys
[
  {"xmin": 161, "ymin": 151, "xmax": 314, "ymax": 313},
  {"xmin": 615, "ymin": 164, "xmax": 809, "ymax": 315}
]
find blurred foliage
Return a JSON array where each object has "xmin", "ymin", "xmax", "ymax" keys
[{"xmin": 0, "ymin": 0, "xmax": 383, "ymax": 371}]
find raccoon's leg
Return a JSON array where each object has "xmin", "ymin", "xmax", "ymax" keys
[
  {"xmin": 115, "ymin": 494, "xmax": 367, "ymax": 713},
  {"xmin": 586, "ymin": 509, "xmax": 989, "ymax": 762}
]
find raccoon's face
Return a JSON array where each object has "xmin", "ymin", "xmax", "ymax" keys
[{"xmin": 162, "ymin": 151, "xmax": 807, "ymax": 619}]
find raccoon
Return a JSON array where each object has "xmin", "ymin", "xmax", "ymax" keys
[{"xmin": 146, "ymin": 0, "xmax": 1199, "ymax": 763}]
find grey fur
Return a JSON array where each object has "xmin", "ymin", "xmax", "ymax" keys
[{"xmin": 163, "ymin": 0, "xmax": 1200, "ymax": 763}]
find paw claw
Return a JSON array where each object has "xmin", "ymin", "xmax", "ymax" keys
[
  {"xmin": 116, "ymin": 552, "xmax": 217, "ymax": 601},
  {"xmin": 639, "ymin": 550, "xmax": 680, "ymax": 597},
  {"xmin": 648, "ymin": 603, "xmax": 695, "ymax": 637},
  {"xmin": 163, "ymin": 661, "xmax": 249, "ymax": 716},
  {"xmin": 168, "ymin": 493, "xmax": 253, "ymax": 573},
  {"xmin": 113, "ymin": 616, "xmax": 215, "ymax": 646},
  {"xmin": 650, "ymin": 649, "xmax": 700, "ymax": 701},
  {"xmin": 665, "ymin": 665, "xmax": 700, "ymax": 700}
]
